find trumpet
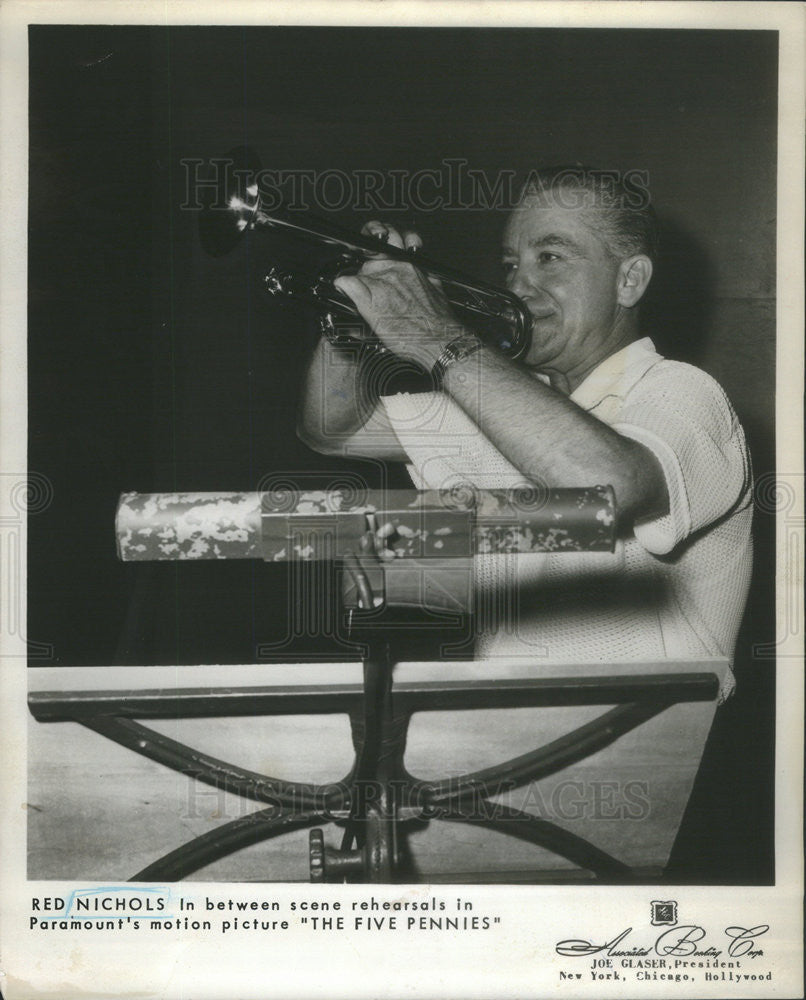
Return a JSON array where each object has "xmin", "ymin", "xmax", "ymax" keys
[{"xmin": 198, "ymin": 147, "xmax": 532, "ymax": 360}]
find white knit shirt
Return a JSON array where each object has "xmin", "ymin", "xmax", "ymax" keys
[{"xmin": 381, "ymin": 338, "xmax": 753, "ymax": 698}]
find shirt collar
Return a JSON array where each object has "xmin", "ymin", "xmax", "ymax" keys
[{"xmin": 569, "ymin": 337, "xmax": 661, "ymax": 411}]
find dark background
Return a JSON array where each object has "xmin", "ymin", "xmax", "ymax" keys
[{"xmin": 28, "ymin": 26, "xmax": 777, "ymax": 881}]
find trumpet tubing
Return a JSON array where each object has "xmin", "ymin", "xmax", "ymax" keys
[{"xmin": 199, "ymin": 148, "xmax": 532, "ymax": 360}]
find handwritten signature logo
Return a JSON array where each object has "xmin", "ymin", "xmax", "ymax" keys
[{"xmin": 556, "ymin": 924, "xmax": 769, "ymax": 959}]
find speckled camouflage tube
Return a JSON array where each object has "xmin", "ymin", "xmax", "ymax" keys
[{"xmin": 116, "ymin": 486, "xmax": 616, "ymax": 562}]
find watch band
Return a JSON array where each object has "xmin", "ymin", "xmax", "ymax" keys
[{"xmin": 431, "ymin": 334, "xmax": 484, "ymax": 387}]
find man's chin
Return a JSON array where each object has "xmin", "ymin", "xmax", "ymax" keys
[
  {"xmin": 526, "ymin": 314, "xmax": 559, "ymax": 343},
  {"xmin": 522, "ymin": 353, "xmax": 556, "ymax": 376},
  {"xmin": 522, "ymin": 324, "xmax": 561, "ymax": 367}
]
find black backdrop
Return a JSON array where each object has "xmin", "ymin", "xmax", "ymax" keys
[{"xmin": 28, "ymin": 26, "xmax": 777, "ymax": 880}]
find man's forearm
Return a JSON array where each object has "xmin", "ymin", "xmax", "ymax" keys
[
  {"xmin": 297, "ymin": 338, "xmax": 408, "ymax": 460},
  {"xmin": 297, "ymin": 339, "xmax": 370, "ymax": 451},
  {"xmin": 441, "ymin": 343, "xmax": 669, "ymax": 526}
]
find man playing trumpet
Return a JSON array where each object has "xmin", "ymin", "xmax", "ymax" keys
[{"xmin": 298, "ymin": 168, "xmax": 753, "ymax": 697}]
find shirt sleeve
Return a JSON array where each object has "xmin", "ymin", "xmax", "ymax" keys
[{"xmin": 610, "ymin": 361, "xmax": 752, "ymax": 555}]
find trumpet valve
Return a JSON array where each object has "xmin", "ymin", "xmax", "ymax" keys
[{"xmin": 264, "ymin": 267, "xmax": 302, "ymax": 299}]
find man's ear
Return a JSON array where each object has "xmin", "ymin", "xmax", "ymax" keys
[{"xmin": 616, "ymin": 255, "xmax": 653, "ymax": 307}]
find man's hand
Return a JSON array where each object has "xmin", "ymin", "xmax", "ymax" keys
[{"xmin": 333, "ymin": 221, "xmax": 464, "ymax": 371}]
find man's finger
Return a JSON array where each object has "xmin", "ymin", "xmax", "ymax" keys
[
  {"xmin": 361, "ymin": 220, "xmax": 388, "ymax": 241},
  {"xmin": 361, "ymin": 219, "xmax": 405, "ymax": 250},
  {"xmin": 333, "ymin": 274, "xmax": 372, "ymax": 313},
  {"xmin": 401, "ymin": 230, "xmax": 424, "ymax": 252}
]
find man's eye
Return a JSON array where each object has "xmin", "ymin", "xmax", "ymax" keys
[
  {"xmin": 539, "ymin": 251, "xmax": 561, "ymax": 263},
  {"xmin": 502, "ymin": 261, "xmax": 517, "ymax": 275}
]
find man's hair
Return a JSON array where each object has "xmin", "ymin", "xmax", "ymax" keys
[{"xmin": 520, "ymin": 165, "xmax": 660, "ymax": 265}]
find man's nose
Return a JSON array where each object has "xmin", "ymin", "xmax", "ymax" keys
[{"xmin": 507, "ymin": 268, "xmax": 533, "ymax": 299}]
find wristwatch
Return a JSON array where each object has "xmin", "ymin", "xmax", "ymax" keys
[{"xmin": 431, "ymin": 334, "xmax": 484, "ymax": 388}]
